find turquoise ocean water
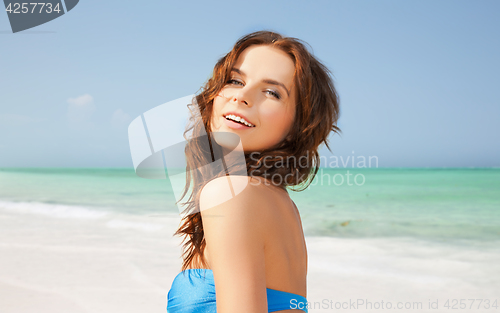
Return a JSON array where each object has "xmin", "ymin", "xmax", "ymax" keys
[{"xmin": 1, "ymin": 168, "xmax": 499, "ymax": 245}]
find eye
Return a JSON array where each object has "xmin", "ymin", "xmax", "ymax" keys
[
  {"xmin": 227, "ymin": 79, "xmax": 243, "ymax": 86},
  {"xmin": 266, "ymin": 89, "xmax": 281, "ymax": 100},
  {"xmin": 226, "ymin": 78, "xmax": 281, "ymax": 100}
]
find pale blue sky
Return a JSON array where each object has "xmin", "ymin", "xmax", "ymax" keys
[{"xmin": 1, "ymin": 0, "xmax": 499, "ymax": 168}]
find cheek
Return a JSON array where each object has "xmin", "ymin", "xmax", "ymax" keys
[
  {"xmin": 212, "ymin": 97, "xmax": 224, "ymax": 114},
  {"xmin": 218, "ymin": 87, "xmax": 233, "ymax": 100},
  {"xmin": 261, "ymin": 107, "xmax": 294, "ymax": 133},
  {"xmin": 211, "ymin": 114, "xmax": 219, "ymax": 132},
  {"xmin": 210, "ymin": 103, "xmax": 220, "ymax": 130},
  {"xmin": 261, "ymin": 104, "xmax": 283, "ymax": 118}
]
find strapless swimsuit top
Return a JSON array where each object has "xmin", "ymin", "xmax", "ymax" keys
[{"xmin": 167, "ymin": 268, "xmax": 308, "ymax": 313}]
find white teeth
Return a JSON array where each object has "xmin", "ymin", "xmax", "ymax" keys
[{"xmin": 225, "ymin": 114, "xmax": 254, "ymax": 127}]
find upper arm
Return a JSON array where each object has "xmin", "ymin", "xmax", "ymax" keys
[{"xmin": 200, "ymin": 176, "xmax": 269, "ymax": 313}]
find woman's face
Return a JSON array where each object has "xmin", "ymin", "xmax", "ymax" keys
[{"xmin": 211, "ymin": 45, "xmax": 296, "ymax": 152}]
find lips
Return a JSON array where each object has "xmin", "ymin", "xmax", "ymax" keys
[
  {"xmin": 222, "ymin": 112, "xmax": 255, "ymax": 127},
  {"xmin": 223, "ymin": 117, "xmax": 253, "ymax": 130}
]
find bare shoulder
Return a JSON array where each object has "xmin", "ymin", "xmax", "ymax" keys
[
  {"xmin": 199, "ymin": 175, "xmax": 278, "ymax": 216},
  {"xmin": 199, "ymin": 176, "xmax": 276, "ymax": 236},
  {"xmin": 199, "ymin": 175, "xmax": 293, "ymax": 263},
  {"xmin": 199, "ymin": 175, "xmax": 275, "ymax": 311}
]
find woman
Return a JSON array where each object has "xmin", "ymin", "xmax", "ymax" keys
[{"xmin": 167, "ymin": 30, "xmax": 340, "ymax": 313}]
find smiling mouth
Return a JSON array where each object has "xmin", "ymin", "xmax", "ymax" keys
[{"xmin": 223, "ymin": 114, "xmax": 255, "ymax": 127}]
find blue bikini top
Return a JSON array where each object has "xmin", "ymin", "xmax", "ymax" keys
[{"xmin": 167, "ymin": 268, "xmax": 308, "ymax": 313}]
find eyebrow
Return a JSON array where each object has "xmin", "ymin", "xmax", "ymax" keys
[{"xmin": 231, "ymin": 68, "xmax": 290, "ymax": 97}]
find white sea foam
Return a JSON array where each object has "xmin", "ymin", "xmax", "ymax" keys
[
  {"xmin": 105, "ymin": 219, "xmax": 163, "ymax": 232},
  {"xmin": 0, "ymin": 200, "xmax": 108, "ymax": 219}
]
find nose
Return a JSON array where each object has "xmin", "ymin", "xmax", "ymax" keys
[
  {"xmin": 232, "ymin": 88, "xmax": 252, "ymax": 107},
  {"xmin": 233, "ymin": 96, "xmax": 248, "ymax": 106}
]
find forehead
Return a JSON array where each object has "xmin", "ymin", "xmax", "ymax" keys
[{"xmin": 234, "ymin": 45, "xmax": 295, "ymax": 88}]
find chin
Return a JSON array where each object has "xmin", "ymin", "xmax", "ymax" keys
[{"xmin": 211, "ymin": 131, "xmax": 244, "ymax": 151}]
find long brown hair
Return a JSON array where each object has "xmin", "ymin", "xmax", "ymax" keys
[{"xmin": 173, "ymin": 30, "xmax": 341, "ymax": 271}]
